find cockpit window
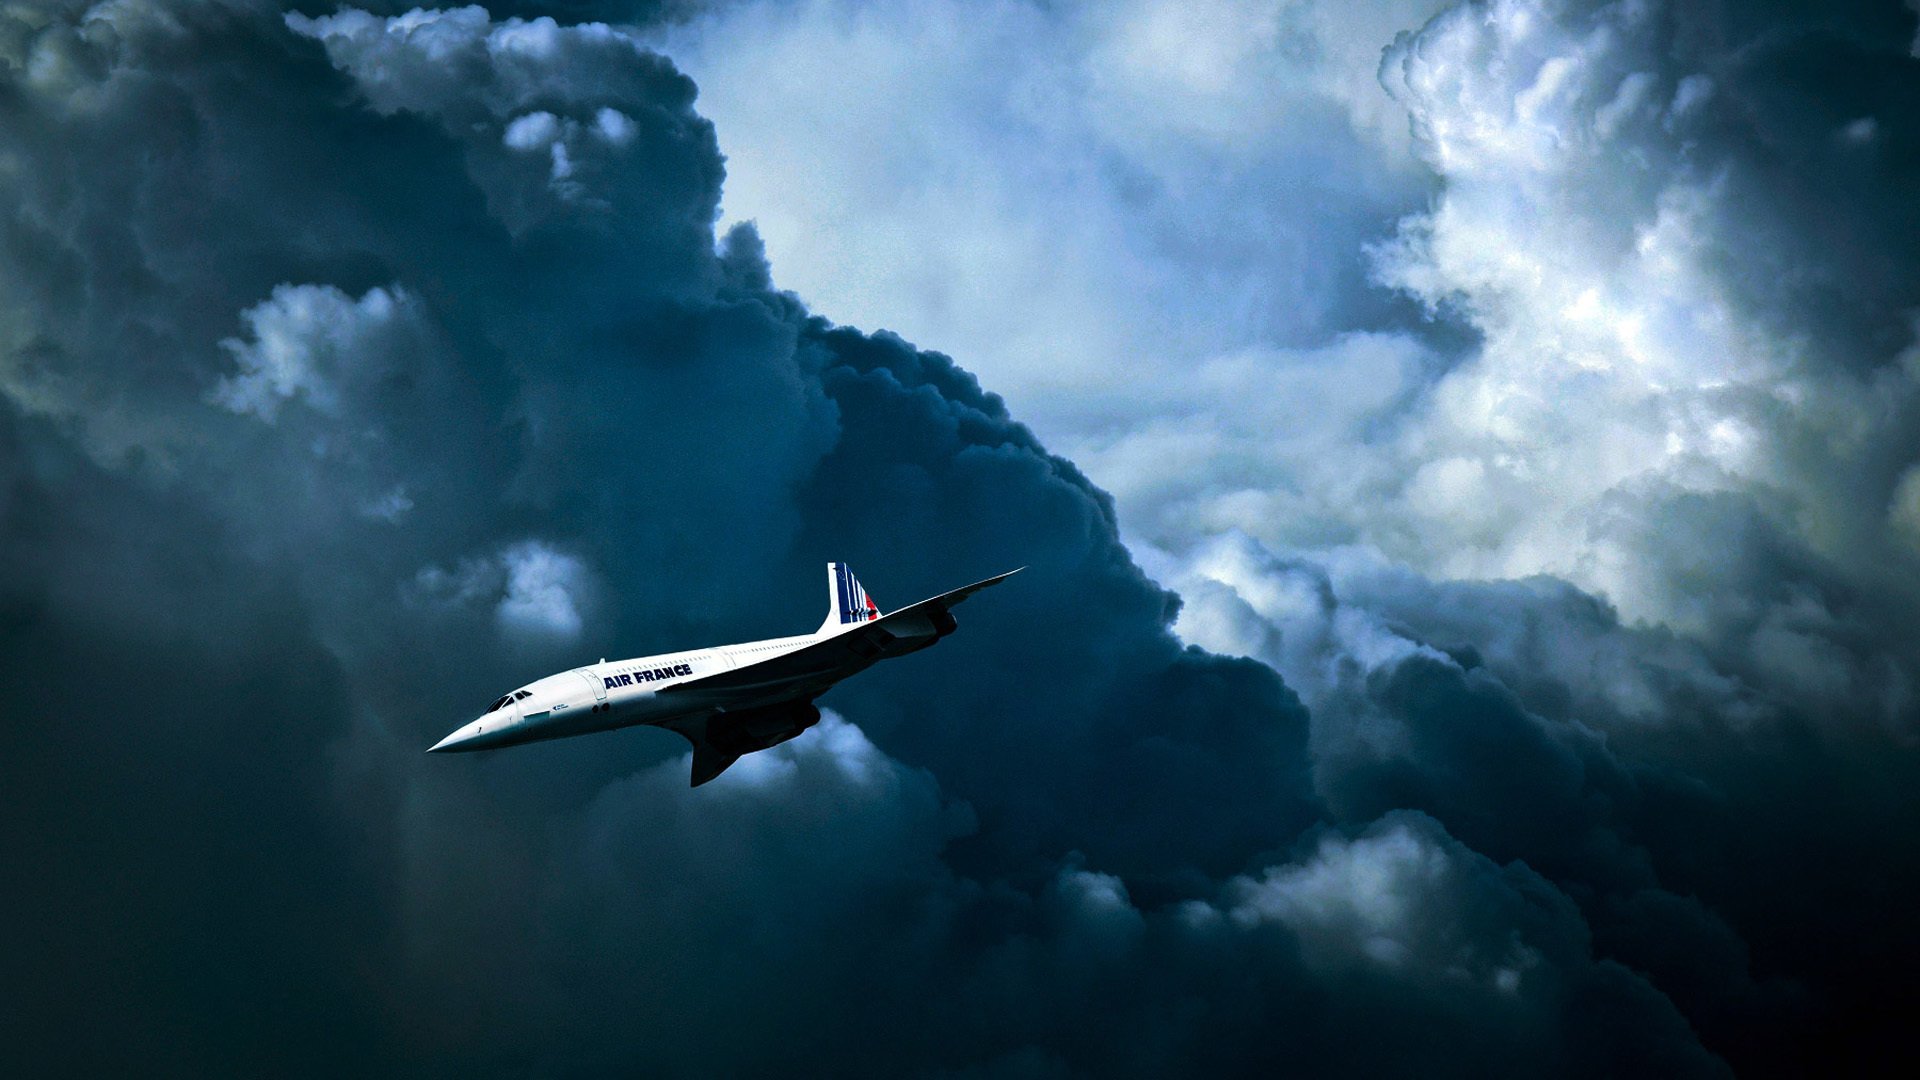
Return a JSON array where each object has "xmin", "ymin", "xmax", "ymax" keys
[
  {"xmin": 515, "ymin": 690, "xmax": 532, "ymax": 700},
  {"xmin": 486, "ymin": 695, "xmax": 513, "ymax": 713}
]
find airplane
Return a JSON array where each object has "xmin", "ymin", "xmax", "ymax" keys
[{"xmin": 427, "ymin": 563, "xmax": 1020, "ymax": 785}]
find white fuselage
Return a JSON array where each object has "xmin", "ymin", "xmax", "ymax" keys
[
  {"xmin": 426, "ymin": 562, "xmax": 1019, "ymax": 784},
  {"xmin": 428, "ymin": 631, "xmax": 830, "ymax": 753}
]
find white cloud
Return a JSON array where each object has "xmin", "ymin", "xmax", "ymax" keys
[
  {"xmin": 1361, "ymin": 0, "xmax": 1920, "ymax": 629},
  {"xmin": 212, "ymin": 284, "xmax": 413, "ymax": 421},
  {"xmin": 1224, "ymin": 818, "xmax": 1539, "ymax": 991},
  {"xmin": 404, "ymin": 540, "xmax": 596, "ymax": 644},
  {"xmin": 496, "ymin": 540, "xmax": 588, "ymax": 640},
  {"xmin": 663, "ymin": 0, "xmax": 1920, "ymax": 664},
  {"xmin": 656, "ymin": 0, "xmax": 1442, "ymax": 438},
  {"xmin": 502, "ymin": 109, "xmax": 560, "ymax": 150},
  {"xmin": 1037, "ymin": 812, "xmax": 1558, "ymax": 998},
  {"xmin": 594, "ymin": 106, "xmax": 635, "ymax": 145},
  {"xmin": 650, "ymin": 0, "xmax": 1920, "ymax": 754}
]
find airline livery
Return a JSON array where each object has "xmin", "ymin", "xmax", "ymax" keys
[{"xmin": 429, "ymin": 563, "xmax": 1020, "ymax": 785}]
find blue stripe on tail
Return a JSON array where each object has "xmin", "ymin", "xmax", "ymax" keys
[{"xmin": 829, "ymin": 562, "xmax": 879, "ymax": 626}]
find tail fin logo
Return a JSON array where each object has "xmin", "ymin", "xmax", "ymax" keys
[{"xmin": 830, "ymin": 562, "xmax": 882, "ymax": 627}]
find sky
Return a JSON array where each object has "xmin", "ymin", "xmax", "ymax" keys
[{"xmin": 3, "ymin": 1, "xmax": 1919, "ymax": 1076}]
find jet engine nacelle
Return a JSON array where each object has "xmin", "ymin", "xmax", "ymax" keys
[{"xmin": 709, "ymin": 701, "xmax": 822, "ymax": 754}]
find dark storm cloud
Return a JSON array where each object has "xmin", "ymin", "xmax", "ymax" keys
[
  {"xmin": 1305, "ymin": 553, "xmax": 1920, "ymax": 1074},
  {"xmin": 2, "ymin": 1, "xmax": 1917, "ymax": 1077},
  {"xmin": 0, "ymin": 3, "xmax": 1348, "ymax": 1073},
  {"xmin": 0, "ymin": 405, "xmax": 391, "ymax": 1073}
]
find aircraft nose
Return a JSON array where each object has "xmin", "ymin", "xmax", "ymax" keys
[{"xmin": 426, "ymin": 719, "xmax": 487, "ymax": 753}]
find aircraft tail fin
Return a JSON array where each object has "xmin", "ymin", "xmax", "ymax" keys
[{"xmin": 818, "ymin": 561, "xmax": 882, "ymax": 634}]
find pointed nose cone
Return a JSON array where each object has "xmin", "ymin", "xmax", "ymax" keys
[{"xmin": 427, "ymin": 720, "xmax": 483, "ymax": 753}]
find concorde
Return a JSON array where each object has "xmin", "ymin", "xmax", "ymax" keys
[{"xmin": 428, "ymin": 563, "xmax": 1019, "ymax": 785}]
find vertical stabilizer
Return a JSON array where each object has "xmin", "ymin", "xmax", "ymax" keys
[{"xmin": 819, "ymin": 562, "xmax": 882, "ymax": 634}]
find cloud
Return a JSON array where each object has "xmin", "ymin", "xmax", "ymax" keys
[
  {"xmin": 213, "ymin": 283, "xmax": 420, "ymax": 420},
  {"xmin": 1166, "ymin": 518, "xmax": 1919, "ymax": 1072},
  {"xmin": 1131, "ymin": 26, "xmax": 1920, "ymax": 1065},
  {"xmin": 1226, "ymin": 815, "xmax": 1545, "ymax": 988},
  {"xmin": 2, "ymin": 2, "xmax": 1327, "ymax": 1071},
  {"xmin": 496, "ymin": 540, "xmax": 590, "ymax": 638},
  {"xmin": 0, "ymin": 402, "xmax": 390, "ymax": 1074},
  {"xmin": 501, "ymin": 107, "xmax": 559, "ymax": 148},
  {"xmin": 656, "ymin": 0, "xmax": 1447, "ymax": 441},
  {"xmin": 1362, "ymin": 0, "xmax": 1920, "ymax": 620},
  {"xmin": 290, "ymin": 4, "xmax": 709, "ymax": 222},
  {"xmin": 3, "ymin": 1, "xmax": 1919, "ymax": 1076}
]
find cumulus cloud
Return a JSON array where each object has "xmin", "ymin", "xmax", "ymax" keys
[
  {"xmin": 1225, "ymin": 816, "xmax": 1544, "ymax": 988},
  {"xmin": 290, "ymin": 4, "xmax": 699, "ymax": 220},
  {"xmin": 3, "ymin": 2, "xmax": 1330, "ymax": 1071},
  {"xmin": 4, "ymin": 1, "xmax": 1919, "ymax": 1077},
  {"xmin": 1066, "ymin": 0, "xmax": 1920, "ymax": 675},
  {"xmin": 657, "ymin": 0, "xmax": 1447, "ymax": 434},
  {"xmin": 496, "ymin": 539, "xmax": 589, "ymax": 638},
  {"xmin": 406, "ymin": 539, "xmax": 597, "ymax": 642},
  {"xmin": 667, "ymin": 0, "xmax": 1920, "ymax": 1070},
  {"xmin": 213, "ymin": 283, "xmax": 417, "ymax": 419}
]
